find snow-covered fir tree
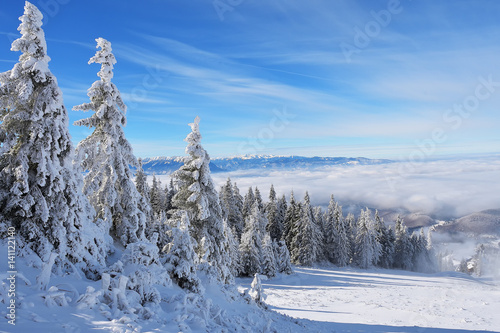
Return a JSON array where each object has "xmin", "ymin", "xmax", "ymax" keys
[
  {"xmin": 323, "ymin": 195, "xmax": 339, "ymax": 264},
  {"xmin": 135, "ymin": 158, "xmax": 155, "ymax": 239},
  {"xmin": 242, "ymin": 187, "xmax": 255, "ymax": 219},
  {"xmin": 261, "ymin": 233, "xmax": 277, "ymax": 277},
  {"xmin": 393, "ymin": 215, "xmax": 413, "ymax": 270},
  {"xmin": 73, "ymin": 38, "xmax": 146, "ymax": 247},
  {"xmin": 276, "ymin": 194, "xmax": 288, "ymax": 240},
  {"xmin": 163, "ymin": 211, "xmax": 202, "ymax": 293},
  {"xmin": 224, "ymin": 220, "xmax": 242, "ymax": 277},
  {"xmin": 150, "ymin": 175, "xmax": 166, "ymax": 218},
  {"xmin": 232, "ymin": 182, "xmax": 245, "ymax": 239},
  {"xmin": 290, "ymin": 192, "xmax": 319, "ymax": 266},
  {"xmin": 275, "ymin": 240, "xmax": 293, "ymax": 274},
  {"xmin": 374, "ymin": 210, "xmax": 394, "ymax": 268},
  {"xmin": 0, "ymin": 2, "xmax": 106, "ymax": 276},
  {"xmin": 335, "ymin": 203, "xmax": 351, "ymax": 267},
  {"xmin": 357, "ymin": 208, "xmax": 382, "ymax": 269},
  {"xmin": 266, "ymin": 185, "xmax": 282, "ymax": 242},
  {"xmin": 283, "ymin": 191, "xmax": 300, "ymax": 251},
  {"xmin": 254, "ymin": 187, "xmax": 264, "ymax": 211},
  {"xmin": 170, "ymin": 116, "xmax": 232, "ymax": 284},
  {"xmin": 239, "ymin": 202, "xmax": 263, "ymax": 277},
  {"xmin": 219, "ymin": 177, "xmax": 244, "ymax": 241}
]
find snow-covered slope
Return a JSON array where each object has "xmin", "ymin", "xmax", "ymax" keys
[
  {"xmin": 242, "ymin": 266, "xmax": 500, "ymax": 332},
  {"xmin": 140, "ymin": 155, "xmax": 392, "ymax": 174}
]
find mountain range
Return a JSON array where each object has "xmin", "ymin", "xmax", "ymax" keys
[{"xmin": 140, "ymin": 155, "xmax": 393, "ymax": 174}]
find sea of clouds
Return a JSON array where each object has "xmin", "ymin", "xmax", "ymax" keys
[{"xmin": 209, "ymin": 155, "xmax": 500, "ymax": 219}]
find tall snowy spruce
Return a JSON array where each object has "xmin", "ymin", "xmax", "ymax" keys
[
  {"xmin": 239, "ymin": 202, "xmax": 263, "ymax": 277},
  {"xmin": 73, "ymin": 38, "xmax": 147, "ymax": 247},
  {"xmin": 171, "ymin": 116, "xmax": 233, "ymax": 284},
  {"xmin": 0, "ymin": 2, "xmax": 106, "ymax": 276}
]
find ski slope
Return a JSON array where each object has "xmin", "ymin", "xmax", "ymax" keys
[{"xmin": 244, "ymin": 266, "xmax": 500, "ymax": 333}]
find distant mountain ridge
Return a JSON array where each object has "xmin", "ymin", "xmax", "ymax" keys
[{"xmin": 140, "ymin": 155, "xmax": 393, "ymax": 174}]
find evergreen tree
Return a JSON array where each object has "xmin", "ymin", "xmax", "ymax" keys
[
  {"xmin": 219, "ymin": 178, "xmax": 244, "ymax": 240},
  {"xmin": 393, "ymin": 215, "xmax": 413, "ymax": 270},
  {"xmin": 283, "ymin": 191, "xmax": 300, "ymax": 251},
  {"xmin": 374, "ymin": 210, "xmax": 393, "ymax": 268},
  {"xmin": 225, "ymin": 222, "xmax": 242, "ymax": 277},
  {"xmin": 0, "ymin": 2, "xmax": 106, "ymax": 276},
  {"xmin": 242, "ymin": 187, "xmax": 255, "ymax": 219},
  {"xmin": 239, "ymin": 202, "xmax": 263, "ymax": 277},
  {"xmin": 261, "ymin": 233, "xmax": 277, "ymax": 277},
  {"xmin": 135, "ymin": 158, "xmax": 154, "ymax": 236},
  {"xmin": 276, "ymin": 194, "xmax": 287, "ymax": 240},
  {"xmin": 323, "ymin": 195, "xmax": 339, "ymax": 264},
  {"xmin": 346, "ymin": 212, "xmax": 356, "ymax": 264},
  {"xmin": 163, "ymin": 211, "xmax": 202, "ymax": 293},
  {"xmin": 266, "ymin": 185, "xmax": 282, "ymax": 242},
  {"xmin": 254, "ymin": 186, "xmax": 264, "ymax": 211},
  {"xmin": 336, "ymin": 203, "xmax": 351, "ymax": 267},
  {"xmin": 291, "ymin": 192, "xmax": 318, "ymax": 266},
  {"xmin": 276, "ymin": 240, "xmax": 293, "ymax": 274},
  {"xmin": 355, "ymin": 208, "xmax": 376, "ymax": 269},
  {"xmin": 170, "ymin": 116, "xmax": 232, "ymax": 284},
  {"xmin": 313, "ymin": 206, "xmax": 326, "ymax": 262},
  {"xmin": 73, "ymin": 38, "xmax": 146, "ymax": 247},
  {"xmin": 150, "ymin": 175, "xmax": 166, "ymax": 218},
  {"xmin": 232, "ymin": 182, "xmax": 245, "ymax": 239}
]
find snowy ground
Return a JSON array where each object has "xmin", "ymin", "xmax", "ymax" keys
[{"xmin": 237, "ymin": 266, "xmax": 500, "ymax": 333}]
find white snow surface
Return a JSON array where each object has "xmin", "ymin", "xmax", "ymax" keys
[{"xmin": 244, "ymin": 266, "xmax": 500, "ymax": 333}]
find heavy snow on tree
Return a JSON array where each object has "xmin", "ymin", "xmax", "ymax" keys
[
  {"xmin": 73, "ymin": 38, "xmax": 147, "ymax": 247},
  {"xmin": 170, "ymin": 116, "xmax": 233, "ymax": 284},
  {"xmin": 0, "ymin": 2, "xmax": 106, "ymax": 277},
  {"xmin": 239, "ymin": 202, "xmax": 263, "ymax": 277}
]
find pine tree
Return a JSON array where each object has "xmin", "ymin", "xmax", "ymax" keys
[
  {"xmin": 336, "ymin": 203, "xmax": 351, "ymax": 267},
  {"xmin": 0, "ymin": 2, "xmax": 106, "ymax": 276},
  {"xmin": 73, "ymin": 38, "xmax": 146, "ymax": 247},
  {"xmin": 266, "ymin": 185, "xmax": 282, "ymax": 242},
  {"xmin": 276, "ymin": 240, "xmax": 293, "ymax": 274},
  {"xmin": 150, "ymin": 175, "xmax": 166, "ymax": 218},
  {"xmin": 219, "ymin": 178, "xmax": 244, "ymax": 240},
  {"xmin": 354, "ymin": 208, "xmax": 373, "ymax": 269},
  {"xmin": 393, "ymin": 215, "xmax": 413, "ymax": 270},
  {"xmin": 283, "ymin": 191, "xmax": 300, "ymax": 251},
  {"xmin": 254, "ymin": 186, "xmax": 264, "ymax": 211},
  {"xmin": 374, "ymin": 210, "xmax": 393, "ymax": 268},
  {"xmin": 239, "ymin": 202, "xmax": 263, "ymax": 277},
  {"xmin": 323, "ymin": 195, "xmax": 339, "ymax": 264},
  {"xmin": 261, "ymin": 233, "xmax": 277, "ymax": 278},
  {"xmin": 225, "ymin": 222, "xmax": 242, "ymax": 277},
  {"xmin": 291, "ymin": 192, "xmax": 318, "ymax": 266},
  {"xmin": 232, "ymin": 182, "xmax": 245, "ymax": 240},
  {"xmin": 170, "ymin": 116, "xmax": 232, "ymax": 284},
  {"xmin": 242, "ymin": 187, "xmax": 255, "ymax": 219},
  {"xmin": 135, "ymin": 158, "xmax": 154, "ymax": 240},
  {"xmin": 313, "ymin": 206, "xmax": 325, "ymax": 262},
  {"xmin": 346, "ymin": 212, "xmax": 356, "ymax": 264},
  {"xmin": 163, "ymin": 211, "xmax": 202, "ymax": 293},
  {"xmin": 276, "ymin": 194, "xmax": 287, "ymax": 241}
]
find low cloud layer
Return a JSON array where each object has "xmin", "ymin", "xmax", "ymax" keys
[{"xmin": 208, "ymin": 156, "xmax": 500, "ymax": 219}]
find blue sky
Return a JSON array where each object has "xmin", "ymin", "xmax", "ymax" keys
[{"xmin": 1, "ymin": 0, "xmax": 499, "ymax": 159}]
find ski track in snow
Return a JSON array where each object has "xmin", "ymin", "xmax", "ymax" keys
[{"xmin": 239, "ymin": 266, "xmax": 500, "ymax": 333}]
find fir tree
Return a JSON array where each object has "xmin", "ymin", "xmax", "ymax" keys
[
  {"xmin": 393, "ymin": 215, "xmax": 413, "ymax": 270},
  {"xmin": 239, "ymin": 202, "xmax": 263, "ymax": 277},
  {"xmin": 276, "ymin": 240, "xmax": 293, "ymax": 274},
  {"xmin": 291, "ymin": 192, "xmax": 318, "ymax": 266},
  {"xmin": 219, "ymin": 177, "xmax": 244, "ymax": 240},
  {"xmin": 242, "ymin": 187, "xmax": 255, "ymax": 219},
  {"xmin": 336, "ymin": 203, "xmax": 351, "ymax": 267},
  {"xmin": 266, "ymin": 184, "xmax": 282, "ymax": 242},
  {"xmin": 163, "ymin": 211, "xmax": 202, "ymax": 293},
  {"xmin": 73, "ymin": 38, "xmax": 146, "ymax": 247},
  {"xmin": 261, "ymin": 233, "xmax": 277, "ymax": 277},
  {"xmin": 323, "ymin": 195, "xmax": 339, "ymax": 264},
  {"xmin": 170, "ymin": 116, "xmax": 232, "ymax": 284},
  {"xmin": 0, "ymin": 2, "xmax": 106, "ymax": 276},
  {"xmin": 283, "ymin": 191, "xmax": 300, "ymax": 251}
]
